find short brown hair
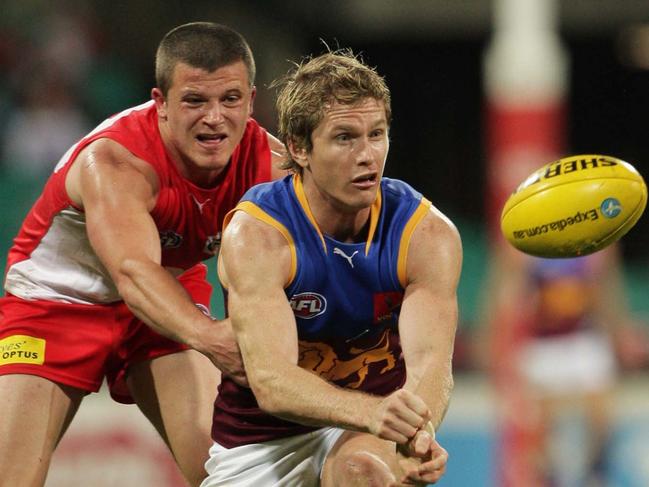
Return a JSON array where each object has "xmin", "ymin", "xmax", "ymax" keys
[
  {"xmin": 274, "ymin": 49, "xmax": 392, "ymax": 173},
  {"xmin": 155, "ymin": 22, "xmax": 255, "ymax": 95}
]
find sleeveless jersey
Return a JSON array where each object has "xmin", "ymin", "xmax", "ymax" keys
[
  {"xmin": 212, "ymin": 174, "xmax": 432, "ymax": 448},
  {"xmin": 4, "ymin": 101, "xmax": 271, "ymax": 304}
]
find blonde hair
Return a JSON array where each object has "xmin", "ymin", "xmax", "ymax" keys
[{"xmin": 273, "ymin": 49, "xmax": 391, "ymax": 173}]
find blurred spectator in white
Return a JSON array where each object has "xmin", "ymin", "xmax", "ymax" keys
[{"xmin": 482, "ymin": 244, "xmax": 649, "ymax": 486}]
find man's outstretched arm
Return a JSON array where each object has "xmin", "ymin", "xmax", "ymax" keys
[{"xmin": 67, "ymin": 138, "xmax": 245, "ymax": 383}]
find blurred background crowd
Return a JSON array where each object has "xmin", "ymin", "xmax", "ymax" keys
[{"xmin": 1, "ymin": 0, "xmax": 649, "ymax": 486}]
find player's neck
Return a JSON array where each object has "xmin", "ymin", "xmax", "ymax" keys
[
  {"xmin": 321, "ymin": 210, "xmax": 371, "ymax": 243},
  {"xmin": 302, "ymin": 182, "xmax": 371, "ymax": 243}
]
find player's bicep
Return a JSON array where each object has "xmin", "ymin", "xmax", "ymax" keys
[
  {"xmin": 75, "ymin": 140, "xmax": 160, "ymax": 276},
  {"xmin": 220, "ymin": 211, "xmax": 298, "ymax": 369}
]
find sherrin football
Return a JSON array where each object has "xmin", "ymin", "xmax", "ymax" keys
[{"xmin": 500, "ymin": 154, "xmax": 647, "ymax": 258}]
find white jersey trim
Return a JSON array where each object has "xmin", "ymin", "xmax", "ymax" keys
[{"xmin": 5, "ymin": 207, "xmax": 121, "ymax": 304}]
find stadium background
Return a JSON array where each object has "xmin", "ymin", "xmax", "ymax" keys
[{"xmin": 1, "ymin": 1, "xmax": 648, "ymax": 485}]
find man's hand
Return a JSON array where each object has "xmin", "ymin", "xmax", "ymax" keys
[
  {"xmin": 397, "ymin": 433, "xmax": 448, "ymax": 485},
  {"xmin": 201, "ymin": 318, "xmax": 248, "ymax": 386},
  {"xmin": 368, "ymin": 389, "xmax": 432, "ymax": 443}
]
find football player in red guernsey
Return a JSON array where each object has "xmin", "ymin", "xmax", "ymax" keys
[{"xmin": 0, "ymin": 22, "xmax": 285, "ymax": 487}]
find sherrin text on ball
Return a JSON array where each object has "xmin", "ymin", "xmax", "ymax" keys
[{"xmin": 500, "ymin": 155, "xmax": 647, "ymax": 257}]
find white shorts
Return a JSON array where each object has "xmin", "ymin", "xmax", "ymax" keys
[
  {"xmin": 200, "ymin": 427, "xmax": 345, "ymax": 487},
  {"xmin": 518, "ymin": 329, "xmax": 616, "ymax": 396}
]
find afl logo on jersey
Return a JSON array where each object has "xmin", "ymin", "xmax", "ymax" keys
[
  {"xmin": 290, "ymin": 292, "xmax": 327, "ymax": 319},
  {"xmin": 159, "ymin": 230, "xmax": 183, "ymax": 249}
]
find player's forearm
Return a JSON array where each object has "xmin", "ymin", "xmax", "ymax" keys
[
  {"xmin": 404, "ymin": 356, "xmax": 454, "ymax": 430},
  {"xmin": 115, "ymin": 258, "xmax": 211, "ymax": 348},
  {"xmin": 249, "ymin": 361, "xmax": 380, "ymax": 432},
  {"xmin": 427, "ymin": 372, "xmax": 453, "ymax": 431},
  {"xmin": 234, "ymin": 298, "xmax": 382, "ymax": 432},
  {"xmin": 115, "ymin": 258, "xmax": 243, "ymax": 378}
]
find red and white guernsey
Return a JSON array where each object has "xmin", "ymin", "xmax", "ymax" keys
[{"xmin": 4, "ymin": 101, "xmax": 271, "ymax": 304}]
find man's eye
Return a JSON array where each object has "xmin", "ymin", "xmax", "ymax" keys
[
  {"xmin": 184, "ymin": 98, "xmax": 203, "ymax": 105},
  {"xmin": 223, "ymin": 95, "xmax": 242, "ymax": 105},
  {"xmin": 336, "ymin": 133, "xmax": 350, "ymax": 141}
]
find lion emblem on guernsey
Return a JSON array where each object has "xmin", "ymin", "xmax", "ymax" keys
[{"xmin": 298, "ymin": 329, "xmax": 396, "ymax": 388}]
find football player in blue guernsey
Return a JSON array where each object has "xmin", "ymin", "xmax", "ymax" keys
[{"xmin": 202, "ymin": 50, "xmax": 462, "ymax": 486}]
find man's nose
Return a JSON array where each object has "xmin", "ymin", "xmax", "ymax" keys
[
  {"xmin": 203, "ymin": 102, "xmax": 224, "ymax": 125},
  {"xmin": 355, "ymin": 136, "xmax": 373, "ymax": 165}
]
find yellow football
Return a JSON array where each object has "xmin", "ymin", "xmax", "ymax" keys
[{"xmin": 500, "ymin": 154, "xmax": 647, "ymax": 258}]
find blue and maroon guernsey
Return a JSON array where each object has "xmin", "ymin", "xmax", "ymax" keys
[
  {"xmin": 527, "ymin": 256, "xmax": 597, "ymax": 337},
  {"xmin": 212, "ymin": 174, "xmax": 432, "ymax": 448}
]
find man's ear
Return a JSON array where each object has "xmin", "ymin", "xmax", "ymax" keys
[
  {"xmin": 151, "ymin": 87, "xmax": 167, "ymax": 120},
  {"xmin": 248, "ymin": 85, "xmax": 257, "ymax": 115},
  {"xmin": 288, "ymin": 140, "xmax": 308, "ymax": 169}
]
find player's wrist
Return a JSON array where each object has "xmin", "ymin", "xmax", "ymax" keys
[{"xmin": 187, "ymin": 315, "xmax": 218, "ymax": 353}]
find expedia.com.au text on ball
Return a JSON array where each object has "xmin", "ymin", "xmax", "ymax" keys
[{"xmin": 512, "ymin": 208, "xmax": 599, "ymax": 239}]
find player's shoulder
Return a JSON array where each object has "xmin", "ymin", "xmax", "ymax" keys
[
  {"xmin": 222, "ymin": 201, "xmax": 292, "ymax": 263},
  {"xmin": 76, "ymin": 101, "xmax": 157, "ymax": 162},
  {"xmin": 241, "ymin": 117, "xmax": 268, "ymax": 144},
  {"xmin": 380, "ymin": 176, "xmax": 460, "ymax": 250},
  {"xmin": 220, "ymin": 204, "xmax": 293, "ymax": 290},
  {"xmin": 71, "ymin": 136, "xmax": 159, "ymax": 207},
  {"xmin": 408, "ymin": 192, "xmax": 461, "ymax": 255},
  {"xmin": 418, "ymin": 205, "xmax": 461, "ymax": 246},
  {"xmin": 380, "ymin": 176, "xmax": 452, "ymax": 225},
  {"xmin": 79, "ymin": 137, "xmax": 153, "ymax": 173},
  {"xmin": 406, "ymin": 201, "xmax": 462, "ymax": 285},
  {"xmin": 381, "ymin": 177, "xmax": 423, "ymax": 201}
]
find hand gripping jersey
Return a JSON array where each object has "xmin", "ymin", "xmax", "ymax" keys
[
  {"xmin": 3, "ymin": 101, "xmax": 271, "ymax": 304},
  {"xmin": 212, "ymin": 174, "xmax": 432, "ymax": 448}
]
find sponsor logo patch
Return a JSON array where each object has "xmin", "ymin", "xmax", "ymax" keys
[
  {"xmin": 600, "ymin": 198, "xmax": 622, "ymax": 218},
  {"xmin": 0, "ymin": 335, "xmax": 45, "ymax": 365},
  {"xmin": 373, "ymin": 291, "xmax": 403, "ymax": 324},
  {"xmin": 290, "ymin": 292, "xmax": 327, "ymax": 319},
  {"xmin": 159, "ymin": 230, "xmax": 183, "ymax": 249}
]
